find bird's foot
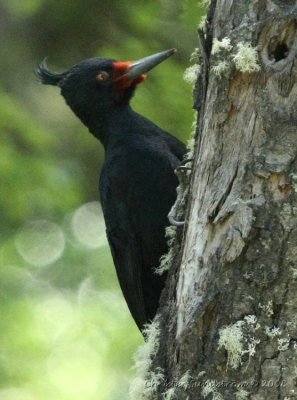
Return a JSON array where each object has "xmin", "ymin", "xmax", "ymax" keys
[{"xmin": 168, "ymin": 159, "xmax": 194, "ymax": 226}]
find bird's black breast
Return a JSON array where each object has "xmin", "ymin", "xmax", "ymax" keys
[{"xmin": 99, "ymin": 132, "xmax": 185, "ymax": 330}]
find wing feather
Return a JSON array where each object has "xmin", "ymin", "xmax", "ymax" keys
[{"xmin": 106, "ymin": 224, "xmax": 147, "ymax": 330}]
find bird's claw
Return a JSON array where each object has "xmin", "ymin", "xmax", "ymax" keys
[
  {"xmin": 168, "ymin": 159, "xmax": 194, "ymax": 227},
  {"xmin": 174, "ymin": 158, "xmax": 193, "ymax": 178},
  {"xmin": 168, "ymin": 214, "xmax": 185, "ymax": 227}
]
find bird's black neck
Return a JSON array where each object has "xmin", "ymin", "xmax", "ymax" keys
[{"xmin": 83, "ymin": 104, "xmax": 138, "ymax": 149}]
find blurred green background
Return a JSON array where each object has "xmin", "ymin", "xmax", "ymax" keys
[{"xmin": 0, "ymin": 1, "xmax": 204, "ymax": 399}]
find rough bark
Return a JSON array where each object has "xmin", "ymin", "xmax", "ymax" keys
[{"xmin": 154, "ymin": 1, "xmax": 297, "ymax": 399}]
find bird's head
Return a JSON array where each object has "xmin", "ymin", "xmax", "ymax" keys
[{"xmin": 36, "ymin": 49, "xmax": 176, "ymax": 129}]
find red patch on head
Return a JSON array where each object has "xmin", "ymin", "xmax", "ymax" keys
[{"xmin": 112, "ymin": 61, "xmax": 147, "ymax": 92}]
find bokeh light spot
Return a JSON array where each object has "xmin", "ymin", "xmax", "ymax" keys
[
  {"xmin": 71, "ymin": 201, "xmax": 107, "ymax": 248},
  {"xmin": 0, "ymin": 388, "xmax": 37, "ymax": 400},
  {"xmin": 47, "ymin": 343, "xmax": 103, "ymax": 398},
  {"xmin": 15, "ymin": 220, "xmax": 65, "ymax": 267}
]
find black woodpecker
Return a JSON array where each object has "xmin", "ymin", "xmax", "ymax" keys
[{"xmin": 36, "ymin": 49, "xmax": 186, "ymax": 332}]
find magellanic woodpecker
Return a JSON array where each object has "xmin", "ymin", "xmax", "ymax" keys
[{"xmin": 36, "ymin": 49, "xmax": 186, "ymax": 332}]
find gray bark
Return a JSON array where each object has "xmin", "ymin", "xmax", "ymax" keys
[{"xmin": 153, "ymin": 1, "xmax": 297, "ymax": 399}]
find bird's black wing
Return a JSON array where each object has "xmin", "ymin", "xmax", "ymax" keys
[
  {"xmin": 136, "ymin": 113, "xmax": 186, "ymax": 162},
  {"xmin": 99, "ymin": 133, "xmax": 186, "ymax": 330},
  {"xmin": 158, "ymin": 129, "xmax": 187, "ymax": 162},
  {"xmin": 105, "ymin": 208, "xmax": 147, "ymax": 330},
  {"xmin": 100, "ymin": 161, "xmax": 148, "ymax": 330}
]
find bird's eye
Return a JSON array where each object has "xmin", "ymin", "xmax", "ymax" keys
[{"xmin": 96, "ymin": 71, "xmax": 110, "ymax": 82}]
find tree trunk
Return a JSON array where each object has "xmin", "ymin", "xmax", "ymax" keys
[{"xmin": 138, "ymin": 1, "xmax": 297, "ymax": 399}]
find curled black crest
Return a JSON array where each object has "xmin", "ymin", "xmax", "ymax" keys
[{"xmin": 35, "ymin": 58, "xmax": 67, "ymax": 86}]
